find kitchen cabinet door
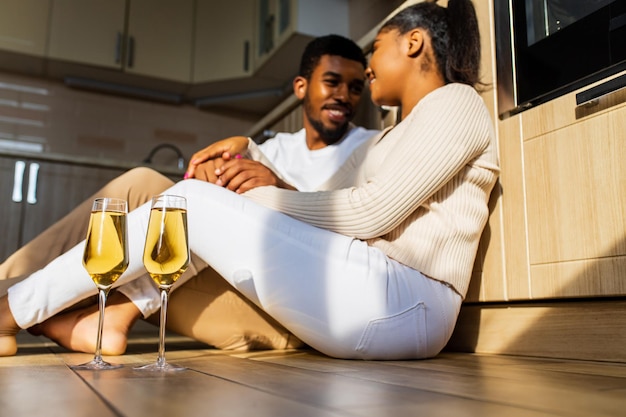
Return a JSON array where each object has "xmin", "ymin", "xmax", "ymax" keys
[
  {"xmin": 47, "ymin": 0, "xmax": 193, "ymax": 82},
  {"xmin": 255, "ymin": 0, "xmax": 349, "ymax": 80},
  {"xmin": 0, "ymin": 0, "xmax": 50, "ymax": 56},
  {"xmin": 193, "ymin": 0, "xmax": 255, "ymax": 83},
  {"xmin": 0, "ymin": 159, "xmax": 25, "ymax": 259},
  {"xmin": 126, "ymin": 0, "xmax": 194, "ymax": 82},
  {"xmin": 0, "ymin": 157, "xmax": 126, "ymax": 263},
  {"xmin": 523, "ymin": 101, "xmax": 626, "ymax": 299},
  {"xmin": 48, "ymin": 0, "xmax": 127, "ymax": 69}
]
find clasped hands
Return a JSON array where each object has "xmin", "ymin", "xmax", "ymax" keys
[{"xmin": 184, "ymin": 136, "xmax": 295, "ymax": 193}]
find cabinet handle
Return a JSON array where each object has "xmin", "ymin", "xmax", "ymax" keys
[
  {"xmin": 127, "ymin": 36, "xmax": 135, "ymax": 68},
  {"xmin": 264, "ymin": 15, "xmax": 275, "ymax": 53},
  {"xmin": 12, "ymin": 161, "xmax": 25, "ymax": 203},
  {"xmin": 243, "ymin": 41, "xmax": 250, "ymax": 72},
  {"xmin": 115, "ymin": 32, "xmax": 123, "ymax": 64},
  {"xmin": 26, "ymin": 163, "xmax": 39, "ymax": 205}
]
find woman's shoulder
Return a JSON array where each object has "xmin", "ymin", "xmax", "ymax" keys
[
  {"xmin": 407, "ymin": 83, "xmax": 495, "ymax": 152},
  {"xmin": 428, "ymin": 83, "xmax": 482, "ymax": 104},
  {"xmin": 412, "ymin": 83, "xmax": 488, "ymax": 122}
]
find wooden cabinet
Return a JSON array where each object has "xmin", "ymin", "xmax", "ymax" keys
[
  {"xmin": 484, "ymin": 72, "xmax": 626, "ymax": 302},
  {"xmin": 450, "ymin": 73, "xmax": 626, "ymax": 361},
  {"xmin": 0, "ymin": 0, "xmax": 350, "ymax": 113},
  {"xmin": 521, "ymin": 86, "xmax": 626, "ymax": 299},
  {"xmin": 0, "ymin": 0, "xmax": 50, "ymax": 56},
  {"xmin": 125, "ymin": 0, "xmax": 194, "ymax": 82},
  {"xmin": 0, "ymin": 158, "xmax": 25, "ymax": 261},
  {"xmin": 254, "ymin": 0, "xmax": 349, "ymax": 80},
  {"xmin": 193, "ymin": 0, "xmax": 255, "ymax": 83},
  {"xmin": 47, "ymin": 0, "xmax": 193, "ymax": 82},
  {"xmin": 47, "ymin": 0, "xmax": 126, "ymax": 70},
  {"xmin": 193, "ymin": 0, "xmax": 352, "ymax": 87},
  {"xmin": 0, "ymin": 157, "xmax": 126, "ymax": 262}
]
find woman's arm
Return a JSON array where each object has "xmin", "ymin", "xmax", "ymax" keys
[
  {"xmin": 185, "ymin": 136, "xmax": 250, "ymax": 180},
  {"xmin": 244, "ymin": 85, "xmax": 495, "ymax": 239},
  {"xmin": 185, "ymin": 137, "xmax": 295, "ymax": 191}
]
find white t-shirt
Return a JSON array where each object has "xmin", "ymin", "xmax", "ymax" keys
[{"xmin": 258, "ymin": 126, "xmax": 379, "ymax": 191}]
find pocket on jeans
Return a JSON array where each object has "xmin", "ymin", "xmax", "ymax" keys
[{"xmin": 355, "ymin": 302, "xmax": 427, "ymax": 360}]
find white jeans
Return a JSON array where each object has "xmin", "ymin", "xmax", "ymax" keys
[{"xmin": 8, "ymin": 180, "xmax": 461, "ymax": 359}]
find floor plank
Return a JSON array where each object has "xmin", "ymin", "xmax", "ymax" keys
[
  {"xmin": 236, "ymin": 352, "xmax": 626, "ymax": 417},
  {"xmin": 76, "ymin": 365, "xmax": 347, "ymax": 417},
  {"xmin": 0, "ymin": 360, "xmax": 117, "ymax": 417},
  {"xmin": 186, "ymin": 352, "xmax": 564, "ymax": 417},
  {"xmin": 2, "ymin": 330, "xmax": 626, "ymax": 417}
]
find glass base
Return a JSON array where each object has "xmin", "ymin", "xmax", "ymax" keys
[
  {"xmin": 70, "ymin": 358, "xmax": 123, "ymax": 370},
  {"xmin": 134, "ymin": 361, "xmax": 186, "ymax": 372}
]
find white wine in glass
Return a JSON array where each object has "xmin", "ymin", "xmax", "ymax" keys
[
  {"xmin": 135, "ymin": 194, "xmax": 189, "ymax": 372},
  {"xmin": 71, "ymin": 197, "xmax": 128, "ymax": 370}
]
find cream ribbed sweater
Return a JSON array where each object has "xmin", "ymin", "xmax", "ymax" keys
[{"xmin": 245, "ymin": 84, "xmax": 500, "ymax": 298}]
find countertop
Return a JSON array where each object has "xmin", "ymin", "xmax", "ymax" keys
[{"xmin": 0, "ymin": 149, "xmax": 185, "ymax": 178}]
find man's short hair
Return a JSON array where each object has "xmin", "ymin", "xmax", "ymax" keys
[{"xmin": 298, "ymin": 34, "xmax": 367, "ymax": 80}]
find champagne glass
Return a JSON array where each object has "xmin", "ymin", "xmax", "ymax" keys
[
  {"xmin": 71, "ymin": 198, "xmax": 129, "ymax": 370},
  {"xmin": 135, "ymin": 195, "xmax": 189, "ymax": 372}
]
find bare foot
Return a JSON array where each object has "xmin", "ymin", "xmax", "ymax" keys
[
  {"xmin": 0, "ymin": 296, "xmax": 20, "ymax": 356},
  {"xmin": 30, "ymin": 291, "xmax": 141, "ymax": 355}
]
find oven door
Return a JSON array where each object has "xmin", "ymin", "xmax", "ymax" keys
[{"xmin": 496, "ymin": 0, "xmax": 626, "ymax": 118}]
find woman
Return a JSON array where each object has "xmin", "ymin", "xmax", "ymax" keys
[{"xmin": 0, "ymin": 0, "xmax": 498, "ymax": 360}]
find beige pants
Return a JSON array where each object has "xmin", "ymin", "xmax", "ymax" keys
[{"xmin": 0, "ymin": 167, "xmax": 301, "ymax": 351}]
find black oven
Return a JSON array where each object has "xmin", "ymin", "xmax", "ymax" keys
[{"xmin": 495, "ymin": 0, "xmax": 626, "ymax": 118}]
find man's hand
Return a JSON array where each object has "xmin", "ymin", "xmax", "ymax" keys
[
  {"xmin": 215, "ymin": 158, "xmax": 296, "ymax": 193},
  {"xmin": 185, "ymin": 136, "xmax": 249, "ymax": 179}
]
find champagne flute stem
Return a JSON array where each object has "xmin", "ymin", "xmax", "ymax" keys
[
  {"xmin": 94, "ymin": 288, "xmax": 109, "ymax": 363},
  {"xmin": 156, "ymin": 287, "xmax": 170, "ymax": 367}
]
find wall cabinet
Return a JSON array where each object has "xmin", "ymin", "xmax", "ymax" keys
[
  {"xmin": 0, "ymin": 157, "xmax": 126, "ymax": 263},
  {"xmin": 0, "ymin": 0, "xmax": 50, "ymax": 57},
  {"xmin": 126, "ymin": 0, "xmax": 193, "ymax": 82},
  {"xmin": 193, "ymin": 0, "xmax": 255, "ymax": 83},
  {"xmin": 255, "ymin": 0, "xmax": 349, "ymax": 80},
  {"xmin": 47, "ymin": 0, "xmax": 193, "ymax": 82},
  {"xmin": 47, "ymin": 0, "xmax": 126, "ymax": 70},
  {"xmin": 0, "ymin": 0, "xmax": 348, "ymax": 113},
  {"xmin": 192, "ymin": 0, "xmax": 350, "ymax": 95}
]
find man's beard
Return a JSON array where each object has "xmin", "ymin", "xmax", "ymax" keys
[{"xmin": 303, "ymin": 98, "xmax": 350, "ymax": 145}]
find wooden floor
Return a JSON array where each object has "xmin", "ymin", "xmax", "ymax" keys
[{"xmin": 2, "ymin": 324, "xmax": 626, "ymax": 417}]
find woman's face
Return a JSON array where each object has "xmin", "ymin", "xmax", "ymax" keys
[{"xmin": 366, "ymin": 29, "xmax": 407, "ymax": 107}]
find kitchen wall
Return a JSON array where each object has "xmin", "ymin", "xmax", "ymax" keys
[
  {"xmin": 0, "ymin": 0, "xmax": 437, "ymax": 205},
  {"xmin": 0, "ymin": 0, "xmax": 406, "ymax": 169},
  {"xmin": 0, "ymin": 70, "xmax": 253, "ymax": 168}
]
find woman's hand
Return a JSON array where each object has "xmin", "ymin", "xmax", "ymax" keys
[
  {"xmin": 214, "ymin": 159, "xmax": 296, "ymax": 193},
  {"xmin": 184, "ymin": 136, "xmax": 249, "ymax": 179},
  {"xmin": 190, "ymin": 156, "xmax": 225, "ymax": 183}
]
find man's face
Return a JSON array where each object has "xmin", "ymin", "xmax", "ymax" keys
[{"xmin": 296, "ymin": 55, "xmax": 366, "ymax": 146}]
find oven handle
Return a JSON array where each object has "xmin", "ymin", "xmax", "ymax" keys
[{"xmin": 576, "ymin": 74, "xmax": 626, "ymax": 106}]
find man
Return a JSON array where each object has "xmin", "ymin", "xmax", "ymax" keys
[
  {"xmin": 160, "ymin": 34, "xmax": 378, "ymax": 352},
  {"xmin": 187, "ymin": 34, "xmax": 376, "ymax": 193},
  {"xmin": 0, "ymin": 34, "xmax": 377, "ymax": 356}
]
